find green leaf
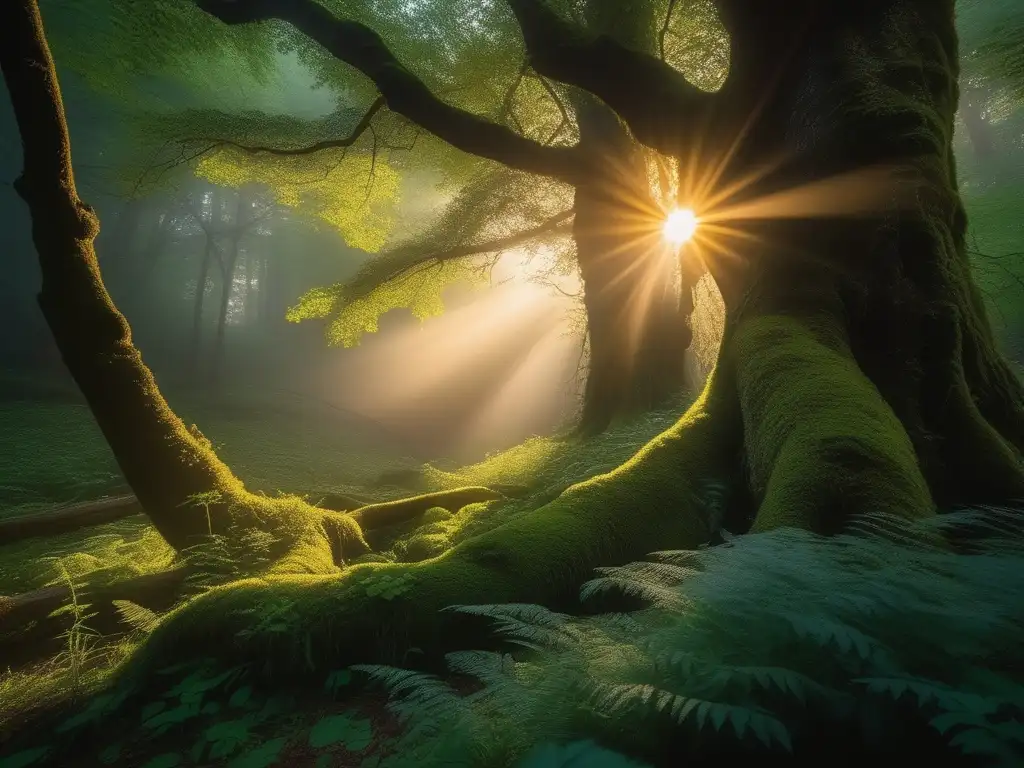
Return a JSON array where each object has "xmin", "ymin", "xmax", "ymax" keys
[
  {"xmin": 47, "ymin": 604, "xmax": 79, "ymax": 618},
  {"xmin": 141, "ymin": 754, "xmax": 182, "ymax": 768},
  {"xmin": 207, "ymin": 718, "xmax": 252, "ymax": 759},
  {"xmin": 931, "ymin": 711, "xmax": 993, "ymax": 735},
  {"xmin": 308, "ymin": 714, "xmax": 373, "ymax": 751},
  {"xmin": 141, "ymin": 701, "xmax": 167, "ymax": 722},
  {"xmin": 325, "ymin": 669, "xmax": 352, "ymax": 695},
  {"xmin": 99, "ymin": 744, "xmax": 121, "ymax": 765},
  {"xmin": 143, "ymin": 703, "xmax": 201, "ymax": 733},
  {"xmin": 256, "ymin": 694, "xmax": 295, "ymax": 722},
  {"xmin": 228, "ymin": 737, "xmax": 287, "ymax": 768},
  {"xmin": 950, "ymin": 727, "xmax": 1013, "ymax": 757},
  {"xmin": 229, "ymin": 685, "xmax": 253, "ymax": 709},
  {"xmin": 0, "ymin": 747, "xmax": 50, "ymax": 768}
]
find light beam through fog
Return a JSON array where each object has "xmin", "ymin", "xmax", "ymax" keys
[{"xmin": 318, "ymin": 253, "xmax": 582, "ymax": 460}]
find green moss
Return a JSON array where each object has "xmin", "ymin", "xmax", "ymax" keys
[
  {"xmin": 734, "ymin": 313, "xmax": 935, "ymax": 533},
  {"xmin": 119, "ymin": 370, "xmax": 739, "ymax": 681}
]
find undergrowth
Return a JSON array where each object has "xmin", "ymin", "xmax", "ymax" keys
[
  {"xmin": 4, "ymin": 509, "xmax": 1021, "ymax": 767},
  {"xmin": 354, "ymin": 509, "xmax": 1024, "ymax": 767}
]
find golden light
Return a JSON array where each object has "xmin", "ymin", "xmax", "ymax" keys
[{"xmin": 663, "ymin": 207, "xmax": 699, "ymax": 245}]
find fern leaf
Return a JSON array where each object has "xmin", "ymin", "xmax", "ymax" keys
[{"xmin": 112, "ymin": 600, "xmax": 161, "ymax": 633}]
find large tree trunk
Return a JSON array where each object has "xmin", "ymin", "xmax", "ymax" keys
[
  {"xmin": 711, "ymin": 0, "xmax": 1024, "ymax": 530},
  {"xmin": 573, "ymin": 97, "xmax": 690, "ymax": 436},
  {"xmin": 118, "ymin": 0, "xmax": 1024, "ymax": 688}
]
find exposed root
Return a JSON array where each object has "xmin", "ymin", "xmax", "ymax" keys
[
  {"xmin": 348, "ymin": 487, "xmax": 507, "ymax": 530},
  {"xmin": 735, "ymin": 312, "xmax": 935, "ymax": 534},
  {"xmin": 117, "ymin": 369, "xmax": 741, "ymax": 683}
]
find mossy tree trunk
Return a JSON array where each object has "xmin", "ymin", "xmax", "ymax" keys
[
  {"xmin": 131, "ymin": 0, "xmax": 1024, "ymax": 681},
  {"xmin": 0, "ymin": 0, "xmax": 373, "ymax": 569}
]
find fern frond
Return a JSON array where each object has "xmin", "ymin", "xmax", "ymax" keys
[{"xmin": 111, "ymin": 600, "xmax": 161, "ymax": 633}]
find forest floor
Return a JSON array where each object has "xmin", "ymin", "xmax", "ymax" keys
[
  {"xmin": 0, "ymin": 387, "xmax": 693, "ymax": 768},
  {"xmin": 1, "ymin": 386, "xmax": 1021, "ymax": 767}
]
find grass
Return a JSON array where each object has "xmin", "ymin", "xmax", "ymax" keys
[{"xmin": 0, "ymin": 391, "xmax": 425, "ymax": 594}]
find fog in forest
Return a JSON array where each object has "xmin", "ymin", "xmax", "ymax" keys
[{"xmin": 0, "ymin": 54, "xmax": 586, "ymax": 467}]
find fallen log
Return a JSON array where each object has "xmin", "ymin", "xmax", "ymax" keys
[
  {"xmin": 0, "ymin": 485, "xmax": 511, "ymax": 549},
  {"xmin": 0, "ymin": 495, "xmax": 143, "ymax": 546},
  {"xmin": 0, "ymin": 486, "xmax": 511, "ymax": 668},
  {"xmin": 0, "ymin": 567, "xmax": 190, "ymax": 670}
]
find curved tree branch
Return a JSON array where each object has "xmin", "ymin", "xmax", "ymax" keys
[
  {"xmin": 194, "ymin": 95, "xmax": 386, "ymax": 156},
  {"xmin": 195, "ymin": 0, "xmax": 584, "ymax": 183},
  {"xmin": 659, "ymin": 0, "xmax": 680, "ymax": 60},
  {"xmin": 384, "ymin": 208, "xmax": 574, "ymax": 283},
  {"xmin": 504, "ymin": 0, "xmax": 718, "ymax": 155}
]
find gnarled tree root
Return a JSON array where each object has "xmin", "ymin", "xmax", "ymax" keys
[
  {"xmin": 117, "ymin": 371, "xmax": 741, "ymax": 686},
  {"xmin": 0, "ymin": 486, "xmax": 514, "ymax": 669},
  {"xmin": 118, "ymin": 309, "xmax": 987, "ymax": 689}
]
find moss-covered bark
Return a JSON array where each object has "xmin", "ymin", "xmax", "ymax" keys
[
  {"xmin": 0, "ymin": 0, "xmax": 383, "ymax": 580},
  {"xmin": 124, "ymin": 365, "xmax": 741, "ymax": 678}
]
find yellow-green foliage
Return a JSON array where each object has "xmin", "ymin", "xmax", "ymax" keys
[
  {"xmin": 734, "ymin": 314, "xmax": 935, "ymax": 532},
  {"xmin": 424, "ymin": 437, "xmax": 565, "ymax": 491},
  {"xmin": 391, "ymin": 394, "xmax": 698, "ymax": 559},
  {"xmin": 0, "ymin": 639, "xmax": 138, "ymax": 735},
  {"xmin": 660, "ymin": 0, "xmax": 730, "ymax": 92},
  {"xmin": 288, "ymin": 257, "xmax": 487, "ymax": 347},
  {"xmin": 195, "ymin": 148, "xmax": 400, "ymax": 253},
  {"xmin": 287, "ymin": 167, "xmax": 573, "ymax": 346},
  {"xmin": 0, "ymin": 521, "xmax": 174, "ymax": 595}
]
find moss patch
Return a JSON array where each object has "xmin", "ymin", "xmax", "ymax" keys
[{"xmin": 735, "ymin": 313, "xmax": 934, "ymax": 533}]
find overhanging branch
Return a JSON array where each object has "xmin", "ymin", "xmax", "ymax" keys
[
  {"xmin": 367, "ymin": 208, "xmax": 575, "ymax": 292},
  {"xmin": 195, "ymin": 0, "xmax": 584, "ymax": 182},
  {"xmin": 194, "ymin": 96, "xmax": 386, "ymax": 156},
  {"xmin": 504, "ymin": 0, "xmax": 718, "ymax": 156},
  {"xmin": 415, "ymin": 208, "xmax": 573, "ymax": 267}
]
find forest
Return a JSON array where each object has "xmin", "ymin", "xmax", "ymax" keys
[{"xmin": 0, "ymin": 0, "xmax": 1023, "ymax": 765}]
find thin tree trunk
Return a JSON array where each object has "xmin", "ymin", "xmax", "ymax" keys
[
  {"xmin": 188, "ymin": 234, "xmax": 214, "ymax": 380},
  {"xmin": 243, "ymin": 248, "xmax": 257, "ymax": 325},
  {"xmin": 260, "ymin": 250, "xmax": 272, "ymax": 329},
  {"xmin": 210, "ymin": 191, "xmax": 250, "ymax": 384},
  {"xmin": 959, "ymin": 85, "xmax": 994, "ymax": 160}
]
